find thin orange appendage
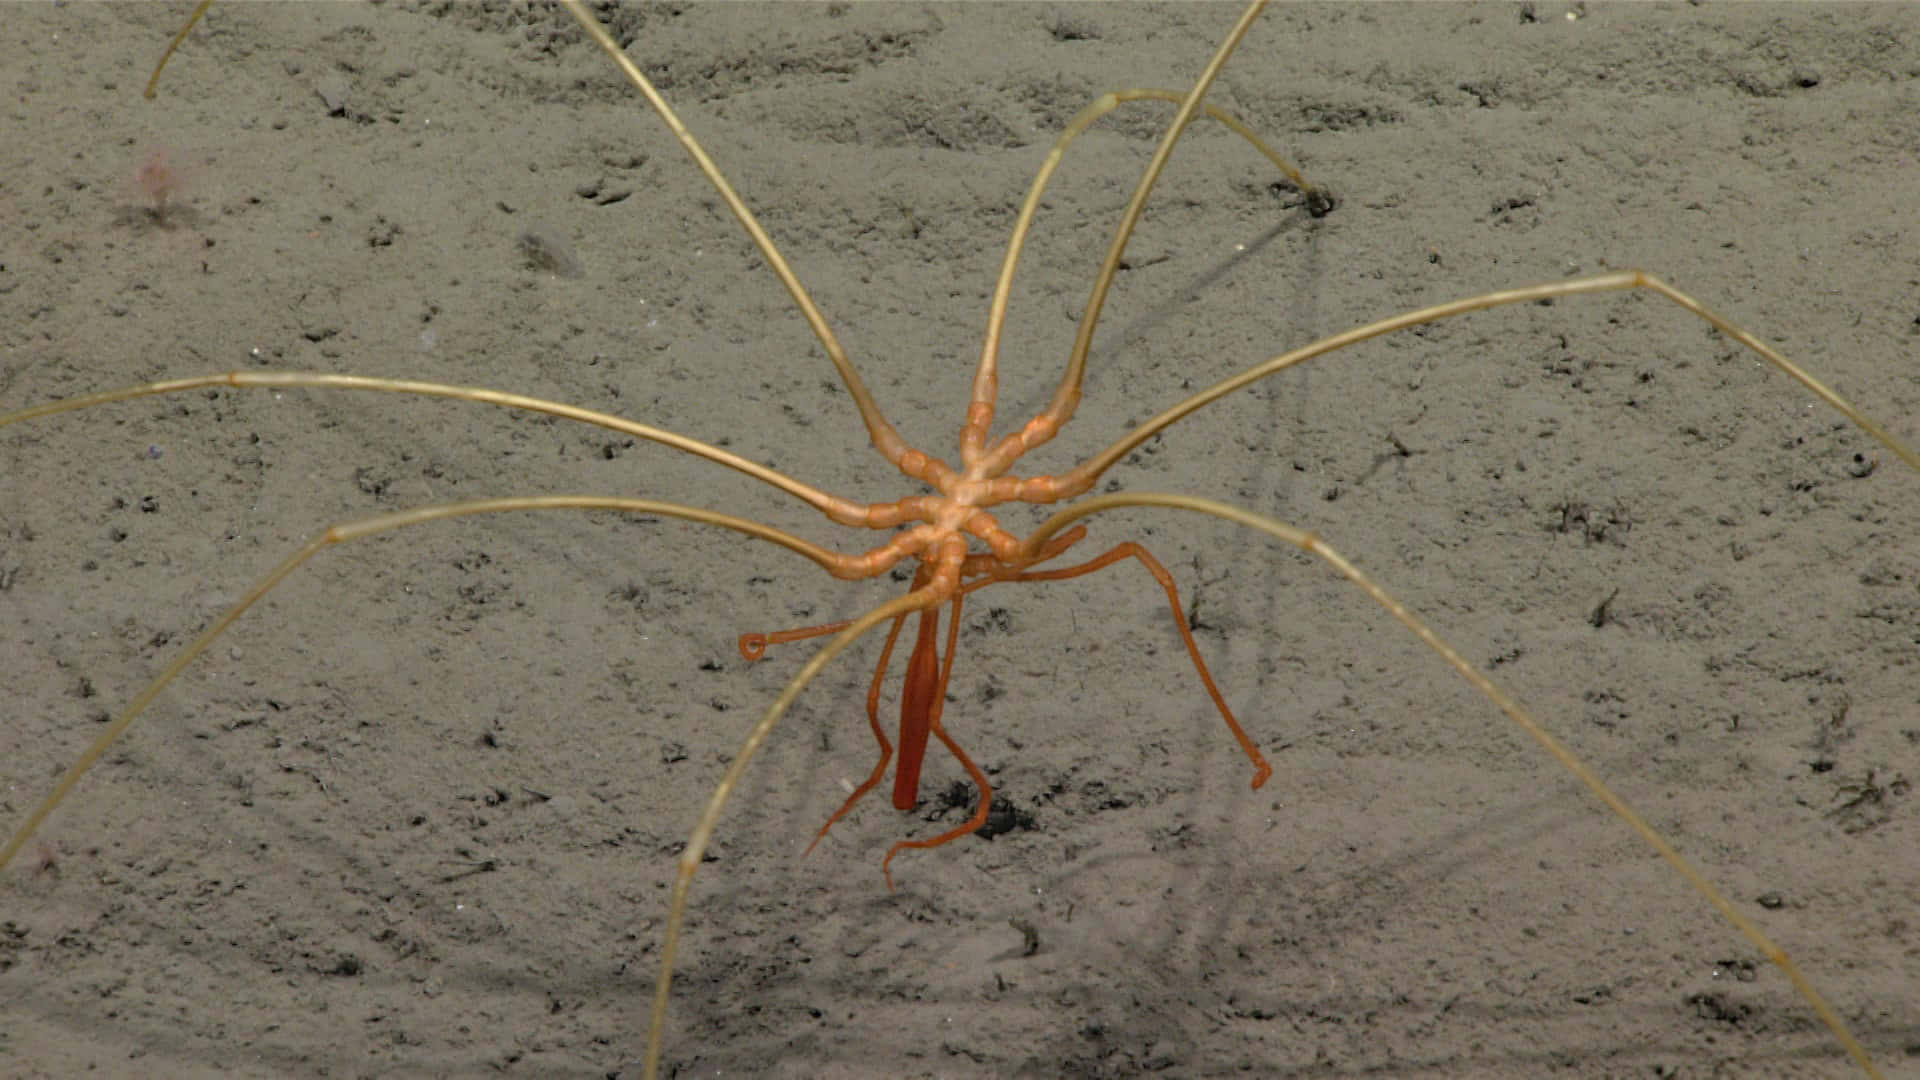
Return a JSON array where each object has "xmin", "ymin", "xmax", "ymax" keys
[
  {"xmin": 802, "ymin": 612, "xmax": 909, "ymax": 856},
  {"xmin": 1009, "ymin": 541, "xmax": 1271, "ymax": 789},
  {"xmin": 738, "ymin": 619, "xmax": 854, "ymax": 660}
]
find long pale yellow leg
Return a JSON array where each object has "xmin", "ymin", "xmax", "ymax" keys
[
  {"xmin": 979, "ymin": 0, "xmax": 1275, "ymax": 477},
  {"xmin": 1064, "ymin": 271, "xmax": 1920, "ymax": 494},
  {"xmin": 142, "ymin": 0, "xmax": 213, "ymax": 98},
  {"xmin": 0, "ymin": 496, "xmax": 844, "ymax": 874},
  {"xmin": 0, "ymin": 371, "xmax": 899, "ymax": 539},
  {"xmin": 144, "ymin": 0, "xmax": 917, "ymax": 483},
  {"xmin": 642, "ymin": 591, "xmax": 931, "ymax": 1080},
  {"xmin": 551, "ymin": 0, "xmax": 910, "ymax": 470},
  {"xmin": 960, "ymin": 87, "xmax": 1325, "ymax": 470},
  {"xmin": 1027, "ymin": 492, "xmax": 1884, "ymax": 1079}
]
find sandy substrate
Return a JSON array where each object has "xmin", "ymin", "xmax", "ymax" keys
[{"xmin": 3, "ymin": 3, "xmax": 1917, "ymax": 1077}]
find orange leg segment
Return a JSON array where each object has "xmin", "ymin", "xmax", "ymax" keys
[
  {"xmin": 738, "ymin": 619, "xmax": 854, "ymax": 661},
  {"xmin": 1006, "ymin": 541, "xmax": 1272, "ymax": 790},
  {"xmin": 801, "ymin": 610, "xmax": 908, "ymax": 856}
]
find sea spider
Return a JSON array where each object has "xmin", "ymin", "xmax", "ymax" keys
[{"xmin": 3, "ymin": 3, "xmax": 1914, "ymax": 1076}]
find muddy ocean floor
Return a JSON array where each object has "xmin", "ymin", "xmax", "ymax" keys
[{"xmin": 3, "ymin": 4, "xmax": 1917, "ymax": 1077}]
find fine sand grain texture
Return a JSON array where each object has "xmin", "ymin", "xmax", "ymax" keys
[{"xmin": 3, "ymin": 4, "xmax": 1917, "ymax": 1077}]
